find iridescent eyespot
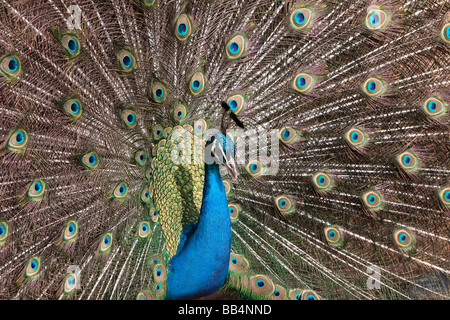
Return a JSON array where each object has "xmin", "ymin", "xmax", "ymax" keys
[
  {"xmin": 8, "ymin": 129, "xmax": 28, "ymax": 151},
  {"xmin": 362, "ymin": 190, "xmax": 384, "ymax": 210},
  {"xmin": 151, "ymin": 81, "xmax": 167, "ymax": 103},
  {"xmin": 270, "ymin": 285, "xmax": 287, "ymax": 300},
  {"xmin": 365, "ymin": 8, "xmax": 389, "ymax": 30},
  {"xmin": 279, "ymin": 126, "xmax": 301, "ymax": 145},
  {"xmin": 63, "ymin": 220, "xmax": 78, "ymax": 241},
  {"xmin": 275, "ymin": 195, "xmax": 296, "ymax": 215},
  {"xmin": 28, "ymin": 179, "xmax": 46, "ymax": 200},
  {"xmin": 118, "ymin": 50, "xmax": 135, "ymax": 72},
  {"xmin": 173, "ymin": 104, "xmax": 188, "ymax": 123},
  {"xmin": 438, "ymin": 188, "xmax": 450, "ymax": 207},
  {"xmin": 153, "ymin": 264, "xmax": 166, "ymax": 283},
  {"xmin": 302, "ymin": 290, "xmax": 320, "ymax": 300},
  {"xmin": 423, "ymin": 97, "xmax": 446, "ymax": 118},
  {"xmin": 397, "ymin": 151, "xmax": 419, "ymax": 171},
  {"xmin": 143, "ymin": 0, "xmax": 156, "ymax": 7},
  {"xmin": 113, "ymin": 183, "xmax": 128, "ymax": 199},
  {"xmin": 226, "ymin": 34, "xmax": 246, "ymax": 59},
  {"xmin": 122, "ymin": 110, "xmax": 137, "ymax": 128},
  {"xmin": 345, "ymin": 127, "xmax": 368, "ymax": 149},
  {"xmin": 100, "ymin": 233, "xmax": 113, "ymax": 253},
  {"xmin": 137, "ymin": 292, "xmax": 149, "ymax": 300},
  {"xmin": 394, "ymin": 229, "xmax": 416, "ymax": 251},
  {"xmin": 194, "ymin": 119, "xmax": 207, "ymax": 135},
  {"xmin": 293, "ymin": 73, "xmax": 314, "ymax": 93},
  {"xmin": 324, "ymin": 226, "xmax": 345, "ymax": 247},
  {"xmin": 246, "ymin": 160, "xmax": 264, "ymax": 177},
  {"xmin": 228, "ymin": 204, "xmax": 240, "ymax": 220},
  {"xmin": 61, "ymin": 34, "xmax": 81, "ymax": 57},
  {"xmin": 290, "ymin": 8, "xmax": 313, "ymax": 30},
  {"xmin": 138, "ymin": 221, "xmax": 151, "ymax": 238},
  {"xmin": 141, "ymin": 187, "xmax": 151, "ymax": 203},
  {"xmin": 63, "ymin": 98, "xmax": 82, "ymax": 120},
  {"xmin": 135, "ymin": 150, "xmax": 147, "ymax": 166},
  {"xmin": 81, "ymin": 151, "xmax": 99, "ymax": 170},
  {"xmin": 146, "ymin": 168, "xmax": 153, "ymax": 180},
  {"xmin": 0, "ymin": 55, "xmax": 22, "ymax": 78},
  {"xmin": 163, "ymin": 127, "xmax": 172, "ymax": 138},
  {"xmin": 226, "ymin": 94, "xmax": 246, "ymax": 115},
  {"xmin": 250, "ymin": 275, "xmax": 274, "ymax": 297},
  {"xmin": 63, "ymin": 274, "xmax": 77, "ymax": 294},
  {"xmin": 153, "ymin": 124, "xmax": 163, "ymax": 141},
  {"xmin": 150, "ymin": 207, "xmax": 159, "ymax": 222},
  {"xmin": 313, "ymin": 172, "xmax": 333, "ymax": 191},
  {"xmin": 25, "ymin": 256, "xmax": 40, "ymax": 278},
  {"xmin": 363, "ymin": 77, "xmax": 386, "ymax": 97},
  {"xmin": 223, "ymin": 180, "xmax": 233, "ymax": 196},
  {"xmin": 441, "ymin": 23, "xmax": 450, "ymax": 43},
  {"xmin": 0, "ymin": 221, "xmax": 8, "ymax": 244},
  {"xmin": 151, "ymin": 255, "xmax": 162, "ymax": 266},
  {"xmin": 229, "ymin": 254, "xmax": 249, "ymax": 274},
  {"xmin": 189, "ymin": 71, "xmax": 206, "ymax": 95},
  {"xmin": 175, "ymin": 14, "xmax": 193, "ymax": 41}
]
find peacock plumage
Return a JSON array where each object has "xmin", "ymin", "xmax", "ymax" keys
[{"xmin": 0, "ymin": 0, "xmax": 449, "ymax": 301}]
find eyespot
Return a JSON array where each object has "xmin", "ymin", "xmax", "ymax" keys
[
  {"xmin": 163, "ymin": 127, "xmax": 172, "ymax": 138},
  {"xmin": 143, "ymin": 0, "xmax": 155, "ymax": 7},
  {"xmin": 175, "ymin": 14, "xmax": 193, "ymax": 41},
  {"xmin": 302, "ymin": 290, "xmax": 320, "ymax": 300},
  {"xmin": 397, "ymin": 151, "xmax": 419, "ymax": 171},
  {"xmin": 173, "ymin": 104, "xmax": 188, "ymax": 123},
  {"xmin": 150, "ymin": 207, "xmax": 159, "ymax": 222},
  {"xmin": 113, "ymin": 183, "xmax": 128, "ymax": 199},
  {"xmin": 226, "ymin": 94, "xmax": 246, "ymax": 115},
  {"xmin": 122, "ymin": 110, "xmax": 137, "ymax": 128},
  {"xmin": 229, "ymin": 254, "xmax": 249, "ymax": 274},
  {"xmin": 138, "ymin": 221, "xmax": 151, "ymax": 238},
  {"xmin": 194, "ymin": 119, "xmax": 207, "ymax": 135},
  {"xmin": 362, "ymin": 190, "xmax": 384, "ymax": 210},
  {"xmin": 81, "ymin": 151, "xmax": 99, "ymax": 170},
  {"xmin": 153, "ymin": 124, "xmax": 163, "ymax": 141},
  {"xmin": 63, "ymin": 220, "xmax": 78, "ymax": 241},
  {"xmin": 249, "ymin": 275, "xmax": 274, "ymax": 297},
  {"xmin": 441, "ymin": 23, "xmax": 450, "ymax": 43},
  {"xmin": 423, "ymin": 97, "xmax": 446, "ymax": 118},
  {"xmin": 275, "ymin": 195, "xmax": 296, "ymax": 215},
  {"xmin": 270, "ymin": 285, "xmax": 287, "ymax": 300},
  {"xmin": 394, "ymin": 229, "xmax": 415, "ymax": 251},
  {"xmin": 137, "ymin": 292, "xmax": 149, "ymax": 300},
  {"xmin": 63, "ymin": 98, "xmax": 82, "ymax": 120},
  {"xmin": 312, "ymin": 172, "xmax": 333, "ymax": 191},
  {"xmin": 100, "ymin": 233, "xmax": 113, "ymax": 253},
  {"xmin": 289, "ymin": 289, "xmax": 304, "ymax": 300},
  {"xmin": 293, "ymin": 73, "xmax": 314, "ymax": 93},
  {"xmin": 228, "ymin": 204, "xmax": 240, "ymax": 220},
  {"xmin": 279, "ymin": 126, "xmax": 300, "ymax": 145},
  {"xmin": 363, "ymin": 77, "xmax": 386, "ymax": 97},
  {"xmin": 146, "ymin": 168, "xmax": 153, "ymax": 181},
  {"xmin": 141, "ymin": 187, "xmax": 152, "ymax": 203},
  {"xmin": 153, "ymin": 263, "xmax": 166, "ymax": 283},
  {"xmin": 324, "ymin": 226, "xmax": 345, "ymax": 247},
  {"xmin": 151, "ymin": 81, "xmax": 167, "ymax": 103},
  {"xmin": 62, "ymin": 273, "xmax": 77, "ymax": 294},
  {"xmin": 0, "ymin": 221, "xmax": 8, "ymax": 244},
  {"xmin": 25, "ymin": 256, "xmax": 40, "ymax": 278},
  {"xmin": 8, "ymin": 129, "xmax": 28, "ymax": 151},
  {"xmin": 290, "ymin": 8, "xmax": 313, "ymax": 30},
  {"xmin": 345, "ymin": 127, "xmax": 368, "ymax": 149},
  {"xmin": 28, "ymin": 179, "xmax": 46, "ymax": 200},
  {"xmin": 118, "ymin": 50, "xmax": 135, "ymax": 72},
  {"xmin": 189, "ymin": 71, "xmax": 205, "ymax": 95},
  {"xmin": 0, "ymin": 55, "xmax": 22, "ymax": 78},
  {"xmin": 134, "ymin": 150, "xmax": 147, "ymax": 166},
  {"xmin": 246, "ymin": 160, "xmax": 264, "ymax": 177},
  {"xmin": 223, "ymin": 180, "xmax": 233, "ymax": 196},
  {"xmin": 365, "ymin": 8, "xmax": 389, "ymax": 30},
  {"xmin": 61, "ymin": 34, "xmax": 81, "ymax": 57},
  {"xmin": 226, "ymin": 34, "xmax": 246, "ymax": 59},
  {"xmin": 439, "ymin": 188, "xmax": 450, "ymax": 207}
]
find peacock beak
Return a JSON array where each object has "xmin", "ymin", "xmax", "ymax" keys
[{"xmin": 225, "ymin": 156, "xmax": 238, "ymax": 181}]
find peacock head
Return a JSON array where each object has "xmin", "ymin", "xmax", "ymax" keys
[{"xmin": 205, "ymin": 131, "xmax": 238, "ymax": 180}]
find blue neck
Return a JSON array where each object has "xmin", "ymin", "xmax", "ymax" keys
[{"xmin": 166, "ymin": 162, "xmax": 232, "ymax": 300}]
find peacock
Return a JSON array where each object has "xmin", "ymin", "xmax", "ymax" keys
[{"xmin": 0, "ymin": 0, "xmax": 449, "ymax": 301}]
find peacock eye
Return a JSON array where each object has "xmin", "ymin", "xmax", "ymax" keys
[
  {"xmin": 8, "ymin": 129, "xmax": 28, "ymax": 151},
  {"xmin": 150, "ymin": 207, "xmax": 159, "ymax": 222},
  {"xmin": 175, "ymin": 14, "xmax": 193, "ymax": 41},
  {"xmin": 82, "ymin": 151, "xmax": 99, "ymax": 170},
  {"xmin": 151, "ymin": 81, "xmax": 167, "ymax": 103},
  {"xmin": 113, "ymin": 183, "xmax": 128, "ymax": 199},
  {"xmin": 226, "ymin": 34, "xmax": 246, "ymax": 59},
  {"xmin": 324, "ymin": 226, "xmax": 345, "ymax": 247},
  {"xmin": 293, "ymin": 72, "xmax": 314, "ymax": 93},
  {"xmin": 194, "ymin": 119, "xmax": 207, "ymax": 135},
  {"xmin": 189, "ymin": 71, "xmax": 206, "ymax": 95},
  {"xmin": 250, "ymin": 275, "xmax": 274, "ymax": 296},
  {"xmin": 63, "ymin": 274, "xmax": 77, "ymax": 294},
  {"xmin": 226, "ymin": 94, "xmax": 246, "ymax": 114},
  {"xmin": 279, "ymin": 126, "xmax": 301, "ymax": 145},
  {"xmin": 246, "ymin": 160, "xmax": 264, "ymax": 177},
  {"xmin": 394, "ymin": 229, "xmax": 415, "ymax": 251},
  {"xmin": 423, "ymin": 97, "xmax": 446, "ymax": 118},
  {"xmin": 0, "ymin": 55, "xmax": 22, "ymax": 78},
  {"xmin": 228, "ymin": 204, "xmax": 240, "ymax": 220},
  {"xmin": 441, "ymin": 23, "xmax": 450, "ymax": 43},
  {"xmin": 363, "ymin": 77, "xmax": 386, "ymax": 97},
  {"xmin": 118, "ymin": 50, "xmax": 135, "ymax": 72},
  {"xmin": 138, "ymin": 221, "xmax": 151, "ymax": 238},
  {"xmin": 28, "ymin": 179, "xmax": 46, "ymax": 200},
  {"xmin": 173, "ymin": 104, "xmax": 188, "ymax": 123},
  {"xmin": 143, "ymin": 0, "xmax": 155, "ymax": 6},
  {"xmin": 135, "ymin": 150, "xmax": 147, "ymax": 166},
  {"xmin": 122, "ymin": 110, "xmax": 137, "ymax": 128},
  {"xmin": 439, "ymin": 188, "xmax": 450, "ymax": 207},
  {"xmin": 141, "ymin": 187, "xmax": 152, "ymax": 203},
  {"xmin": 25, "ymin": 257, "xmax": 40, "ymax": 278},
  {"xmin": 365, "ymin": 8, "xmax": 389, "ymax": 30},
  {"xmin": 61, "ymin": 34, "xmax": 81, "ymax": 57},
  {"xmin": 397, "ymin": 151, "xmax": 419, "ymax": 171},
  {"xmin": 153, "ymin": 264, "xmax": 166, "ymax": 283},
  {"xmin": 302, "ymin": 290, "xmax": 320, "ymax": 300},
  {"xmin": 63, "ymin": 98, "xmax": 82, "ymax": 120},
  {"xmin": 153, "ymin": 124, "xmax": 163, "ymax": 140},
  {"xmin": 64, "ymin": 220, "xmax": 78, "ymax": 241},
  {"xmin": 313, "ymin": 172, "xmax": 332, "ymax": 191},
  {"xmin": 274, "ymin": 195, "xmax": 296, "ymax": 215},
  {"xmin": 362, "ymin": 190, "xmax": 383, "ymax": 210},
  {"xmin": 290, "ymin": 8, "xmax": 313, "ymax": 30},
  {"xmin": 100, "ymin": 233, "xmax": 113, "ymax": 252},
  {"xmin": 345, "ymin": 127, "xmax": 368, "ymax": 149},
  {"xmin": 0, "ymin": 221, "xmax": 8, "ymax": 243}
]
